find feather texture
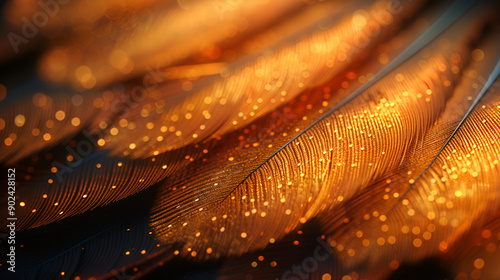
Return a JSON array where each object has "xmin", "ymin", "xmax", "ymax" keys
[
  {"xmin": 97, "ymin": 0, "xmax": 424, "ymax": 158},
  {"xmin": 150, "ymin": 0, "xmax": 478, "ymax": 261},
  {"xmin": 2, "ymin": 1, "xmax": 500, "ymax": 279},
  {"xmin": 36, "ymin": 0, "xmax": 307, "ymax": 88},
  {"xmin": 320, "ymin": 20, "xmax": 500, "ymax": 270}
]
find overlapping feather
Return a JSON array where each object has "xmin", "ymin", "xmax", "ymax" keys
[
  {"xmin": 150, "ymin": 0, "xmax": 482, "ymax": 261},
  {"xmin": 2, "ymin": 1, "xmax": 500, "ymax": 279},
  {"xmin": 93, "ymin": 0, "xmax": 425, "ymax": 158}
]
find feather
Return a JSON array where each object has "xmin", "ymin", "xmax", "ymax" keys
[
  {"xmin": 0, "ymin": 85, "xmax": 108, "ymax": 164},
  {"xmin": 2, "ymin": 187, "xmax": 174, "ymax": 280},
  {"xmin": 35, "ymin": 0, "xmax": 310, "ymax": 88},
  {"xmin": 443, "ymin": 209, "xmax": 500, "ymax": 280},
  {"xmin": 319, "ymin": 20, "xmax": 500, "ymax": 270},
  {"xmin": 150, "ymin": 0, "xmax": 479, "ymax": 261},
  {"xmin": 0, "ymin": 86, "xmax": 213, "ymax": 229},
  {"xmin": 216, "ymin": 220, "xmax": 355, "ymax": 280},
  {"xmin": 20, "ymin": 216, "xmax": 166, "ymax": 280},
  {"xmin": 1, "ymin": 0, "xmax": 423, "ymax": 231}
]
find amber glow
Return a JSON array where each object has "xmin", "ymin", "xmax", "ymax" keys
[{"xmin": 1, "ymin": 0, "xmax": 499, "ymax": 279}]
